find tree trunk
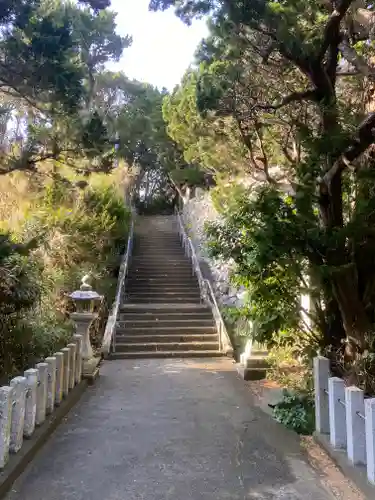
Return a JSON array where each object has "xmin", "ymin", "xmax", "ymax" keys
[{"xmin": 318, "ymin": 96, "xmax": 371, "ymax": 356}]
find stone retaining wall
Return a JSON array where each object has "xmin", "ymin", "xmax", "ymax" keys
[{"xmin": 181, "ymin": 188, "xmax": 245, "ymax": 308}]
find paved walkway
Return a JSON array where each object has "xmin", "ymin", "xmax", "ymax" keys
[{"xmin": 7, "ymin": 359, "xmax": 335, "ymax": 500}]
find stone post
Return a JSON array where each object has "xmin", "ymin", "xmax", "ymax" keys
[
  {"xmin": 0, "ymin": 387, "xmax": 13, "ymax": 469},
  {"xmin": 314, "ymin": 356, "xmax": 330, "ymax": 434},
  {"xmin": 54, "ymin": 352, "xmax": 64, "ymax": 406},
  {"xmin": 240, "ymin": 339, "xmax": 253, "ymax": 366},
  {"xmin": 71, "ymin": 313, "xmax": 94, "ymax": 358},
  {"xmin": 365, "ymin": 398, "xmax": 375, "ymax": 484},
  {"xmin": 45, "ymin": 357, "xmax": 57, "ymax": 414},
  {"xmin": 70, "ymin": 313, "xmax": 100, "ymax": 380},
  {"xmin": 67, "ymin": 343, "xmax": 77, "ymax": 390},
  {"xmin": 328, "ymin": 377, "xmax": 347, "ymax": 449},
  {"xmin": 35, "ymin": 362, "xmax": 48, "ymax": 426},
  {"xmin": 9, "ymin": 376, "xmax": 27, "ymax": 453},
  {"xmin": 69, "ymin": 278, "xmax": 102, "ymax": 381},
  {"xmin": 61, "ymin": 348, "xmax": 70, "ymax": 397},
  {"xmin": 345, "ymin": 386, "xmax": 366, "ymax": 465},
  {"xmin": 73, "ymin": 334, "xmax": 83, "ymax": 383},
  {"xmin": 23, "ymin": 368, "xmax": 38, "ymax": 438}
]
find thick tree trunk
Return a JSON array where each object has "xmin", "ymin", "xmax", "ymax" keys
[{"xmin": 318, "ymin": 98, "xmax": 372, "ymax": 355}]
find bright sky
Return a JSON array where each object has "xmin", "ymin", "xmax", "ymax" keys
[{"xmin": 108, "ymin": 0, "xmax": 208, "ymax": 90}]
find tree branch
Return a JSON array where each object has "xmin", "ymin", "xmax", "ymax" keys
[
  {"xmin": 259, "ymin": 90, "xmax": 319, "ymax": 110},
  {"xmin": 317, "ymin": 0, "xmax": 354, "ymax": 62},
  {"xmin": 339, "ymin": 37, "xmax": 375, "ymax": 80},
  {"xmin": 320, "ymin": 112, "xmax": 375, "ymax": 192},
  {"xmin": 237, "ymin": 90, "xmax": 318, "ymax": 121}
]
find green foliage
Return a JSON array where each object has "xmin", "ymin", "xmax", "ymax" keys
[
  {"xmin": 170, "ymin": 166, "xmax": 206, "ymax": 186},
  {"xmin": 273, "ymin": 390, "xmax": 315, "ymax": 435},
  {"xmin": 267, "ymin": 342, "xmax": 313, "ymax": 392},
  {"xmin": 0, "ymin": 234, "xmax": 42, "ymax": 316},
  {"xmin": 0, "ymin": 178, "xmax": 129, "ymax": 380},
  {"xmin": 152, "ymin": 0, "xmax": 375, "ymax": 382},
  {"xmin": 0, "ymin": 0, "xmax": 131, "ymax": 176},
  {"xmin": 205, "ymin": 186, "xmax": 313, "ymax": 345},
  {"xmin": 220, "ymin": 305, "xmax": 252, "ymax": 359},
  {"xmin": 163, "ymin": 69, "xmax": 247, "ymax": 175}
]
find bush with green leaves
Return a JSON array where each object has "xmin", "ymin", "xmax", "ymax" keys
[
  {"xmin": 205, "ymin": 186, "xmax": 316, "ymax": 348},
  {"xmin": 0, "ymin": 180, "xmax": 130, "ymax": 381},
  {"xmin": 272, "ymin": 390, "xmax": 315, "ymax": 435}
]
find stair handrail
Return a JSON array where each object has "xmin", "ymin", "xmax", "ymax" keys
[
  {"xmin": 175, "ymin": 209, "xmax": 233, "ymax": 356},
  {"xmin": 102, "ymin": 212, "xmax": 134, "ymax": 356}
]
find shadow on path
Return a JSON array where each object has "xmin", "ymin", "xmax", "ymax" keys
[{"xmin": 6, "ymin": 359, "xmax": 334, "ymax": 500}]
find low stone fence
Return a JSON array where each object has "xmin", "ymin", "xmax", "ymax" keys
[
  {"xmin": 0, "ymin": 334, "xmax": 83, "ymax": 470},
  {"xmin": 314, "ymin": 356, "xmax": 375, "ymax": 485}
]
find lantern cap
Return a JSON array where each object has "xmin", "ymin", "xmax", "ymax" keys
[{"xmin": 69, "ymin": 274, "xmax": 101, "ymax": 301}]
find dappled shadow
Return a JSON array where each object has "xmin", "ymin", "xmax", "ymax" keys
[{"xmin": 6, "ymin": 358, "xmax": 331, "ymax": 500}]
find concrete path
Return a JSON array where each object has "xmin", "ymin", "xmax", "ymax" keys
[{"xmin": 6, "ymin": 359, "xmax": 335, "ymax": 500}]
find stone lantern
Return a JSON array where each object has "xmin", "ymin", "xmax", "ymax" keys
[{"xmin": 69, "ymin": 275, "xmax": 102, "ymax": 380}]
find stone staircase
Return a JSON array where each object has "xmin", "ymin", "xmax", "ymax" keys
[{"xmin": 112, "ymin": 216, "xmax": 222, "ymax": 359}]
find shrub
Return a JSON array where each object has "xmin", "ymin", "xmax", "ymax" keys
[
  {"xmin": 0, "ymin": 177, "xmax": 130, "ymax": 380},
  {"xmin": 273, "ymin": 390, "xmax": 315, "ymax": 435}
]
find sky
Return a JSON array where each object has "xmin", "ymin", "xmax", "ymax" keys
[{"xmin": 108, "ymin": 0, "xmax": 208, "ymax": 90}]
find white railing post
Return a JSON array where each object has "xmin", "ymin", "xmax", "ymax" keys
[
  {"xmin": 35, "ymin": 362, "xmax": 48, "ymax": 426},
  {"xmin": 0, "ymin": 386, "xmax": 13, "ymax": 468},
  {"xmin": 365, "ymin": 397, "xmax": 375, "ymax": 484},
  {"xmin": 54, "ymin": 352, "xmax": 64, "ymax": 406},
  {"xmin": 9, "ymin": 376, "xmax": 27, "ymax": 453},
  {"xmin": 61, "ymin": 348, "xmax": 70, "ymax": 397},
  {"xmin": 313, "ymin": 356, "xmax": 330, "ymax": 434},
  {"xmin": 345, "ymin": 386, "xmax": 366, "ymax": 465},
  {"xmin": 329, "ymin": 377, "xmax": 347, "ymax": 449},
  {"xmin": 67, "ymin": 343, "xmax": 77, "ymax": 389},
  {"xmin": 73, "ymin": 334, "xmax": 83, "ymax": 383},
  {"xmin": 45, "ymin": 357, "xmax": 57, "ymax": 414},
  {"xmin": 23, "ymin": 368, "xmax": 38, "ymax": 438}
]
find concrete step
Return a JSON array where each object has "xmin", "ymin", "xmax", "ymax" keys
[
  {"xmin": 126, "ymin": 278, "xmax": 198, "ymax": 284},
  {"xmin": 129, "ymin": 266, "xmax": 191, "ymax": 271},
  {"xmin": 110, "ymin": 350, "xmax": 224, "ymax": 359},
  {"xmin": 131, "ymin": 257, "xmax": 187, "ymax": 262},
  {"xmin": 133, "ymin": 245, "xmax": 184, "ymax": 249},
  {"xmin": 128, "ymin": 271, "xmax": 194, "ymax": 277},
  {"xmin": 237, "ymin": 366, "xmax": 268, "ymax": 381},
  {"xmin": 115, "ymin": 341, "xmax": 219, "ymax": 353},
  {"xmin": 130, "ymin": 263, "xmax": 189, "ymax": 268},
  {"xmin": 127, "ymin": 291, "xmax": 200, "ymax": 299},
  {"xmin": 125, "ymin": 286, "xmax": 199, "ymax": 292},
  {"xmin": 124, "ymin": 287, "xmax": 200, "ymax": 298},
  {"xmin": 118, "ymin": 311, "xmax": 213, "ymax": 321},
  {"xmin": 128, "ymin": 297, "xmax": 202, "ymax": 304},
  {"xmin": 127, "ymin": 297, "xmax": 202, "ymax": 304},
  {"xmin": 120, "ymin": 304, "xmax": 211, "ymax": 312},
  {"xmin": 117, "ymin": 319, "xmax": 214, "ymax": 327},
  {"xmin": 116, "ymin": 319, "xmax": 216, "ymax": 335},
  {"xmin": 115, "ymin": 334, "xmax": 219, "ymax": 343}
]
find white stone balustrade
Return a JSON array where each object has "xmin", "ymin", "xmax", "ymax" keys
[
  {"xmin": 73, "ymin": 334, "xmax": 83, "ymax": 383},
  {"xmin": 314, "ymin": 356, "xmax": 375, "ymax": 486},
  {"xmin": 67, "ymin": 343, "xmax": 77, "ymax": 390},
  {"xmin": 54, "ymin": 352, "xmax": 64, "ymax": 406},
  {"xmin": 24, "ymin": 368, "xmax": 38, "ymax": 438},
  {"xmin": 45, "ymin": 357, "xmax": 57, "ymax": 414},
  {"xmin": 61, "ymin": 348, "xmax": 70, "ymax": 398},
  {"xmin": 0, "ymin": 334, "xmax": 87, "ymax": 471},
  {"xmin": 35, "ymin": 363, "xmax": 48, "ymax": 426},
  {"xmin": 9, "ymin": 376, "xmax": 27, "ymax": 453},
  {"xmin": 0, "ymin": 387, "xmax": 13, "ymax": 468}
]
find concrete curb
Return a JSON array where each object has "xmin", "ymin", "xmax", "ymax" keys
[
  {"xmin": 314, "ymin": 432, "xmax": 375, "ymax": 500},
  {"xmin": 0, "ymin": 379, "xmax": 88, "ymax": 499}
]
